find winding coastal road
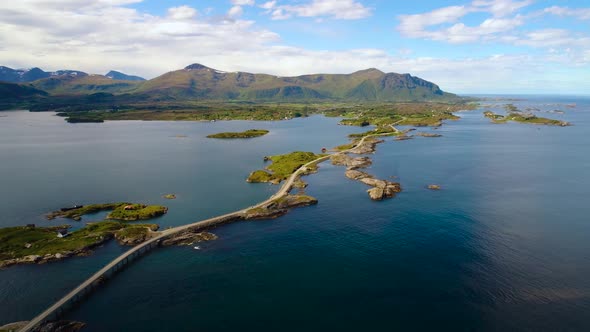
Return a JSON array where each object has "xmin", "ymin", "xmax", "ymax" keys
[{"xmin": 20, "ymin": 121, "xmax": 403, "ymax": 332}]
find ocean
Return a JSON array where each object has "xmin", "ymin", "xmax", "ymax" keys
[{"xmin": 1, "ymin": 96, "xmax": 589, "ymax": 330}]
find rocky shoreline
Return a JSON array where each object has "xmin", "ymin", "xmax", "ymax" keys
[
  {"xmin": 332, "ymin": 136, "xmax": 402, "ymax": 201},
  {"xmin": 0, "ymin": 320, "xmax": 85, "ymax": 332},
  {"xmin": 244, "ymin": 194, "xmax": 318, "ymax": 220}
]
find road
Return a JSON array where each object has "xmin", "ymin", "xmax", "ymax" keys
[{"xmin": 20, "ymin": 121, "xmax": 403, "ymax": 332}]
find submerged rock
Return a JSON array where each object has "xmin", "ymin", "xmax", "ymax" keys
[{"xmin": 416, "ymin": 132, "xmax": 442, "ymax": 138}]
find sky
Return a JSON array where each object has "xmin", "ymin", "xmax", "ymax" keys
[{"xmin": 0, "ymin": 0, "xmax": 589, "ymax": 94}]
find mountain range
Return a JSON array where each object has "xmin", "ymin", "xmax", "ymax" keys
[
  {"xmin": 0, "ymin": 66, "xmax": 145, "ymax": 84},
  {"xmin": 0, "ymin": 63, "xmax": 458, "ymax": 103}
]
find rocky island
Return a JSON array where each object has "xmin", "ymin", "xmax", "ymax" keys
[
  {"xmin": 206, "ymin": 129, "xmax": 269, "ymax": 139},
  {"xmin": 244, "ymin": 194, "xmax": 318, "ymax": 220},
  {"xmin": 46, "ymin": 202, "xmax": 167, "ymax": 221},
  {"xmin": 484, "ymin": 106, "xmax": 570, "ymax": 126}
]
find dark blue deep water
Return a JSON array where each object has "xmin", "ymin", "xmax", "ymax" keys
[{"xmin": 1, "ymin": 96, "xmax": 589, "ymax": 331}]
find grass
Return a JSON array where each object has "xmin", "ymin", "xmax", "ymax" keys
[
  {"xmin": 44, "ymin": 101, "xmax": 476, "ymax": 124},
  {"xmin": 267, "ymin": 152, "xmax": 326, "ymax": 179},
  {"xmin": 207, "ymin": 129, "xmax": 269, "ymax": 138},
  {"xmin": 484, "ymin": 110, "xmax": 569, "ymax": 126},
  {"xmin": 46, "ymin": 202, "xmax": 168, "ymax": 221},
  {"xmin": 247, "ymin": 170, "xmax": 274, "ymax": 183},
  {"xmin": 107, "ymin": 204, "xmax": 167, "ymax": 221},
  {"xmin": 334, "ymin": 142, "xmax": 357, "ymax": 151},
  {"xmin": 0, "ymin": 222, "xmax": 157, "ymax": 261},
  {"xmin": 247, "ymin": 151, "xmax": 326, "ymax": 184},
  {"xmin": 46, "ymin": 203, "xmax": 130, "ymax": 220},
  {"xmin": 348, "ymin": 126, "xmax": 400, "ymax": 138}
]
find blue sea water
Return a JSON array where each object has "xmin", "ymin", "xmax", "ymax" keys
[{"xmin": 1, "ymin": 96, "xmax": 589, "ymax": 330}]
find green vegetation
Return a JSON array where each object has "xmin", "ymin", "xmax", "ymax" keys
[
  {"xmin": 46, "ymin": 202, "xmax": 167, "ymax": 221},
  {"xmin": 334, "ymin": 142, "xmax": 357, "ymax": 151},
  {"xmin": 484, "ymin": 110, "xmax": 570, "ymax": 126},
  {"xmin": 348, "ymin": 125, "xmax": 400, "ymax": 138},
  {"xmin": 247, "ymin": 170, "xmax": 275, "ymax": 183},
  {"xmin": 0, "ymin": 222, "xmax": 158, "ymax": 262},
  {"xmin": 326, "ymin": 102, "xmax": 470, "ymax": 130},
  {"xmin": 46, "ymin": 203, "xmax": 129, "ymax": 221},
  {"xmin": 107, "ymin": 204, "xmax": 168, "ymax": 221},
  {"xmin": 247, "ymin": 151, "xmax": 326, "ymax": 184},
  {"xmin": 207, "ymin": 129, "xmax": 269, "ymax": 139}
]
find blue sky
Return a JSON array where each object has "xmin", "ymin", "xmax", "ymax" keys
[{"xmin": 0, "ymin": 0, "xmax": 589, "ymax": 94}]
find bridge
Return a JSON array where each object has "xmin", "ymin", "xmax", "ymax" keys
[{"xmin": 20, "ymin": 126, "xmax": 400, "ymax": 332}]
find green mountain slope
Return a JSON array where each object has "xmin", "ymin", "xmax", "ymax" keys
[
  {"xmin": 31, "ymin": 74, "xmax": 141, "ymax": 95},
  {"xmin": 5, "ymin": 63, "xmax": 457, "ymax": 103},
  {"xmin": 134, "ymin": 64, "xmax": 455, "ymax": 102}
]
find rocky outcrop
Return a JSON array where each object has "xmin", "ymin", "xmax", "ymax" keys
[
  {"xmin": 244, "ymin": 194, "xmax": 318, "ymax": 220},
  {"xmin": 162, "ymin": 231, "xmax": 218, "ymax": 246},
  {"xmin": 114, "ymin": 227, "xmax": 159, "ymax": 246},
  {"xmin": 0, "ymin": 238, "xmax": 110, "ymax": 269},
  {"xmin": 428, "ymin": 184, "xmax": 441, "ymax": 190},
  {"xmin": 334, "ymin": 142, "xmax": 402, "ymax": 200},
  {"xmin": 362, "ymin": 179, "xmax": 402, "ymax": 200},
  {"xmin": 348, "ymin": 137, "xmax": 384, "ymax": 154},
  {"xmin": 34, "ymin": 320, "xmax": 86, "ymax": 332},
  {"xmin": 331, "ymin": 154, "xmax": 372, "ymax": 169},
  {"xmin": 1, "ymin": 320, "xmax": 85, "ymax": 332},
  {"xmin": 345, "ymin": 169, "xmax": 371, "ymax": 180}
]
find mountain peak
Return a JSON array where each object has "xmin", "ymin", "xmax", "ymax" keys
[
  {"xmin": 184, "ymin": 63, "xmax": 211, "ymax": 70},
  {"xmin": 106, "ymin": 70, "xmax": 145, "ymax": 81},
  {"xmin": 357, "ymin": 68, "xmax": 384, "ymax": 74}
]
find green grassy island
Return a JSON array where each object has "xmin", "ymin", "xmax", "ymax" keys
[
  {"xmin": 0, "ymin": 222, "xmax": 159, "ymax": 268},
  {"xmin": 247, "ymin": 151, "xmax": 327, "ymax": 184},
  {"xmin": 207, "ymin": 129, "xmax": 269, "ymax": 139},
  {"xmin": 107, "ymin": 204, "xmax": 168, "ymax": 221},
  {"xmin": 46, "ymin": 202, "xmax": 167, "ymax": 221},
  {"xmin": 484, "ymin": 109, "xmax": 570, "ymax": 126}
]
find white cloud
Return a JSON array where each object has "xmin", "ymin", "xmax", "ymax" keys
[
  {"xmin": 232, "ymin": 0, "xmax": 255, "ymax": 5},
  {"xmin": 0, "ymin": 0, "xmax": 280, "ymax": 77},
  {"xmin": 398, "ymin": 3, "xmax": 525, "ymax": 44},
  {"xmin": 472, "ymin": 0, "xmax": 532, "ymax": 17},
  {"xmin": 228, "ymin": 5, "xmax": 244, "ymax": 18},
  {"xmin": 168, "ymin": 6, "xmax": 198, "ymax": 20},
  {"xmin": 0, "ymin": 0, "xmax": 588, "ymax": 94},
  {"xmin": 543, "ymin": 6, "xmax": 590, "ymax": 20},
  {"xmin": 260, "ymin": 1, "xmax": 276, "ymax": 10},
  {"xmin": 262, "ymin": 0, "xmax": 372, "ymax": 20}
]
